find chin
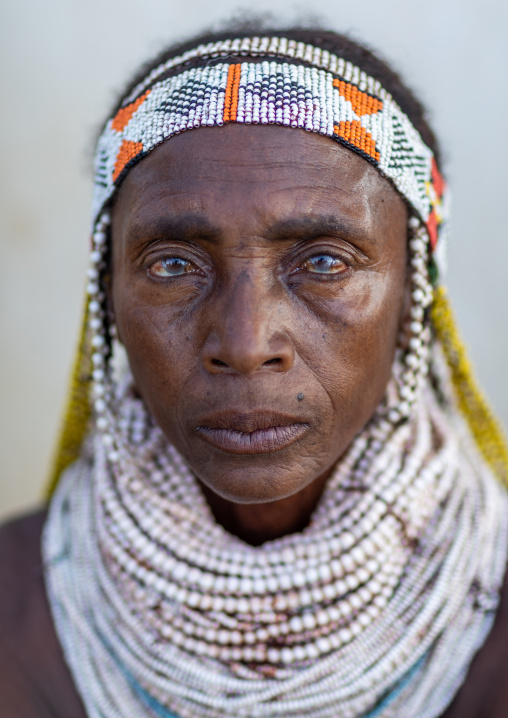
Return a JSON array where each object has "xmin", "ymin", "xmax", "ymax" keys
[{"xmin": 195, "ymin": 464, "xmax": 312, "ymax": 505}]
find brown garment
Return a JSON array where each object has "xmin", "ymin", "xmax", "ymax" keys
[{"xmin": 1, "ymin": 510, "xmax": 508, "ymax": 718}]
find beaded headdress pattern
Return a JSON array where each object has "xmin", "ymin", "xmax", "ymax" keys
[{"xmin": 94, "ymin": 38, "xmax": 446, "ymax": 249}]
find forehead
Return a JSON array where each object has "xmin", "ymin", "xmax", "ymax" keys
[{"xmin": 112, "ymin": 123, "xmax": 407, "ymax": 234}]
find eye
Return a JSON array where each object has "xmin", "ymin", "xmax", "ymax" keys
[
  {"xmin": 149, "ymin": 257, "xmax": 196, "ymax": 278},
  {"xmin": 300, "ymin": 254, "xmax": 348, "ymax": 275}
]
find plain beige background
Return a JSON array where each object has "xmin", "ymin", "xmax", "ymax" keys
[{"xmin": 1, "ymin": 0, "xmax": 507, "ymax": 523}]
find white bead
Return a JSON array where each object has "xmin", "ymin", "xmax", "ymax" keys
[
  {"xmin": 292, "ymin": 570, "xmax": 307, "ymax": 587},
  {"xmin": 293, "ymin": 645, "xmax": 307, "ymax": 662},
  {"xmin": 316, "ymin": 636, "xmax": 331, "ymax": 654},
  {"xmin": 316, "ymin": 609, "xmax": 329, "ymax": 626},
  {"xmin": 289, "ymin": 616, "xmax": 303, "ymax": 632},
  {"xmin": 302, "ymin": 613, "xmax": 316, "ymax": 630},
  {"xmin": 94, "ymin": 399, "xmax": 106, "ymax": 413},
  {"xmin": 280, "ymin": 647, "xmax": 294, "ymax": 664},
  {"xmin": 267, "ymin": 648, "xmax": 280, "ymax": 663}
]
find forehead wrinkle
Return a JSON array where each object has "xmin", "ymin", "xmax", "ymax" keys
[{"xmin": 114, "ymin": 126, "xmax": 405, "ymax": 251}]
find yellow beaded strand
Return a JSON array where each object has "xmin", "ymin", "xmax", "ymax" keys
[
  {"xmin": 431, "ymin": 285, "xmax": 508, "ymax": 486},
  {"xmin": 45, "ymin": 299, "xmax": 92, "ymax": 499}
]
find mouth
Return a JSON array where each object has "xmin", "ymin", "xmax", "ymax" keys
[{"xmin": 194, "ymin": 410, "xmax": 310, "ymax": 455}]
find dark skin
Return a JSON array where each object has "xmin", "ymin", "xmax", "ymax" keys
[{"xmin": 1, "ymin": 125, "xmax": 508, "ymax": 716}]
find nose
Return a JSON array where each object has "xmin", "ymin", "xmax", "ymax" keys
[{"xmin": 201, "ymin": 274, "xmax": 295, "ymax": 375}]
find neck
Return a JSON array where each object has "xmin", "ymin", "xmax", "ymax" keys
[{"xmin": 199, "ymin": 469, "xmax": 332, "ymax": 545}]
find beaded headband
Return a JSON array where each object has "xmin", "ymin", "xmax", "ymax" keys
[
  {"xmin": 93, "ymin": 38, "xmax": 447, "ymax": 252},
  {"xmin": 46, "ymin": 36, "xmax": 508, "ymax": 496}
]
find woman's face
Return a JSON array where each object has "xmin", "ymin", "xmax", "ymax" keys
[{"xmin": 111, "ymin": 124, "xmax": 408, "ymax": 505}]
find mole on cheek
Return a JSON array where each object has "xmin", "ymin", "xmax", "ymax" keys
[{"xmin": 297, "ymin": 393, "xmax": 304, "ymax": 402}]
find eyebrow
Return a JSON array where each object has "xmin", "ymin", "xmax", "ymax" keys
[
  {"xmin": 126, "ymin": 213, "xmax": 222, "ymax": 245},
  {"xmin": 265, "ymin": 214, "xmax": 374, "ymax": 245}
]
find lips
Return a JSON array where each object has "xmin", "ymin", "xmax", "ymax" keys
[{"xmin": 194, "ymin": 410, "xmax": 310, "ymax": 455}]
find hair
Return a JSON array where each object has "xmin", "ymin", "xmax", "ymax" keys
[{"xmin": 101, "ymin": 21, "xmax": 441, "ymax": 166}]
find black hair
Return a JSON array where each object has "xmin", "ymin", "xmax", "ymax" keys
[{"xmin": 103, "ymin": 21, "xmax": 441, "ymax": 166}]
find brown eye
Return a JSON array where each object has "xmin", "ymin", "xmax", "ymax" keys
[
  {"xmin": 149, "ymin": 257, "xmax": 195, "ymax": 277},
  {"xmin": 301, "ymin": 254, "xmax": 348, "ymax": 275}
]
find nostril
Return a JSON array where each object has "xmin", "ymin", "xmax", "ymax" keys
[
  {"xmin": 263, "ymin": 358, "xmax": 282, "ymax": 366},
  {"xmin": 211, "ymin": 358, "xmax": 228, "ymax": 367}
]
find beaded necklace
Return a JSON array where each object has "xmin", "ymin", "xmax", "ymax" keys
[
  {"xmin": 43, "ymin": 37, "xmax": 508, "ymax": 718},
  {"xmin": 44, "ymin": 347, "xmax": 508, "ymax": 717}
]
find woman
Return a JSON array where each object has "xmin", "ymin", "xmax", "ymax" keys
[{"xmin": 2, "ymin": 25, "xmax": 508, "ymax": 717}]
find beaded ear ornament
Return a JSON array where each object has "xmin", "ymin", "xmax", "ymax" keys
[{"xmin": 46, "ymin": 37, "xmax": 508, "ymax": 495}]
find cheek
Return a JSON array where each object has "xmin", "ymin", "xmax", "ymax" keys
[
  {"xmin": 297, "ymin": 268, "xmax": 406, "ymax": 424},
  {"xmin": 114, "ymin": 293, "xmax": 198, "ymax": 414},
  {"xmin": 342, "ymin": 271, "xmax": 404, "ymax": 354}
]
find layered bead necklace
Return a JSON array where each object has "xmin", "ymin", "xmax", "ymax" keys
[{"xmin": 43, "ymin": 38, "xmax": 508, "ymax": 718}]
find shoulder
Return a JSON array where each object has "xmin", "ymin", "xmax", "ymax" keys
[
  {"xmin": 0, "ymin": 509, "xmax": 48, "ymax": 651},
  {"xmin": 0, "ymin": 509, "xmax": 46, "ymax": 616},
  {"xmin": 442, "ymin": 560, "xmax": 508, "ymax": 717},
  {"xmin": 0, "ymin": 509, "xmax": 87, "ymax": 718}
]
